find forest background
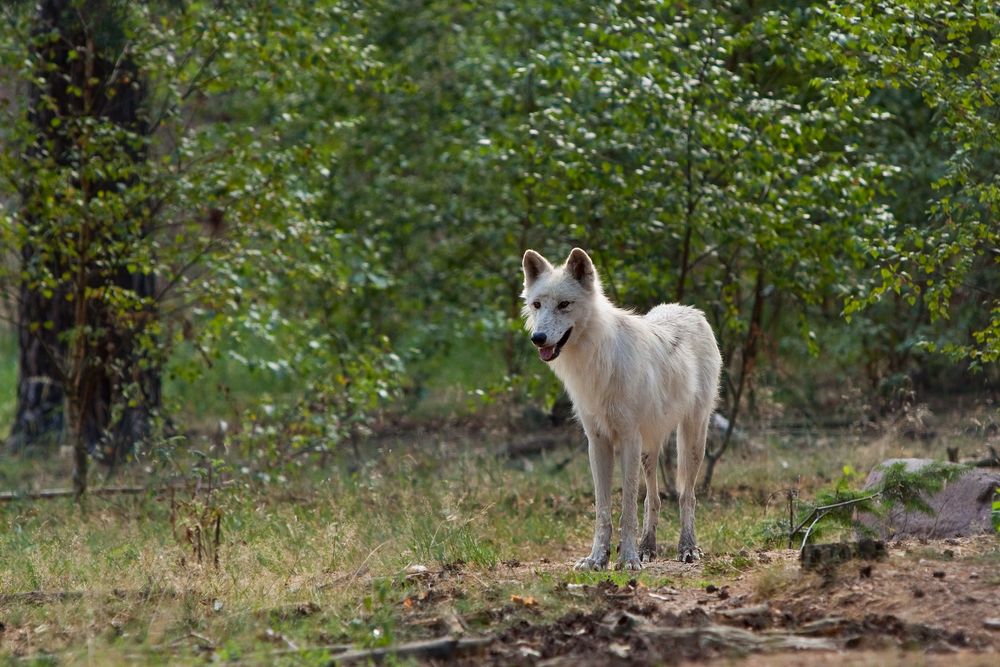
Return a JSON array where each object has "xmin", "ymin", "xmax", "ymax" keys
[
  {"xmin": 2, "ymin": 0, "xmax": 997, "ymax": 476},
  {"xmin": 0, "ymin": 0, "xmax": 997, "ymax": 663}
]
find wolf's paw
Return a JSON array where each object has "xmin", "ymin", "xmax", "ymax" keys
[
  {"xmin": 574, "ymin": 555, "xmax": 609, "ymax": 571},
  {"xmin": 638, "ymin": 536, "xmax": 657, "ymax": 563},
  {"xmin": 615, "ymin": 555, "xmax": 643, "ymax": 571},
  {"xmin": 677, "ymin": 545, "xmax": 703, "ymax": 563}
]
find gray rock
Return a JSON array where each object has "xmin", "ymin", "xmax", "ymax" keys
[{"xmin": 859, "ymin": 458, "xmax": 1000, "ymax": 539}]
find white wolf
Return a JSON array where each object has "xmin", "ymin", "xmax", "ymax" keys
[{"xmin": 521, "ymin": 248, "xmax": 721, "ymax": 570}]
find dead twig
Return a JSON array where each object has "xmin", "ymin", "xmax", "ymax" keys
[
  {"xmin": 0, "ymin": 485, "xmax": 148, "ymax": 503},
  {"xmin": 790, "ymin": 493, "xmax": 880, "ymax": 552}
]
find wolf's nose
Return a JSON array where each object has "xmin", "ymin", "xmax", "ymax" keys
[{"xmin": 531, "ymin": 332, "xmax": 547, "ymax": 346}]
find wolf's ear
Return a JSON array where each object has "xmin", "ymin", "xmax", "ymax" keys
[
  {"xmin": 522, "ymin": 249, "xmax": 553, "ymax": 287},
  {"xmin": 566, "ymin": 248, "xmax": 596, "ymax": 290}
]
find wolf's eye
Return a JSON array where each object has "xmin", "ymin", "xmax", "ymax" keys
[
  {"xmin": 558, "ymin": 301, "xmax": 572, "ymax": 310},
  {"xmin": 532, "ymin": 301, "xmax": 541, "ymax": 309}
]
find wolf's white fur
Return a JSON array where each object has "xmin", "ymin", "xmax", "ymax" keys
[{"xmin": 521, "ymin": 248, "xmax": 721, "ymax": 570}]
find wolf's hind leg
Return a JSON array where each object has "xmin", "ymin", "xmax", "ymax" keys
[
  {"xmin": 638, "ymin": 444, "xmax": 661, "ymax": 562},
  {"xmin": 676, "ymin": 414, "xmax": 708, "ymax": 563},
  {"xmin": 575, "ymin": 434, "xmax": 613, "ymax": 570}
]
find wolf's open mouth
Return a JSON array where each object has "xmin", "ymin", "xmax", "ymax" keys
[{"xmin": 538, "ymin": 327, "xmax": 573, "ymax": 362}]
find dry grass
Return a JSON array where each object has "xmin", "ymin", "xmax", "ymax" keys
[{"xmin": 0, "ymin": 420, "xmax": 991, "ymax": 663}]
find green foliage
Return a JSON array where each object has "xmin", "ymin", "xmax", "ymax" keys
[
  {"xmin": 992, "ymin": 487, "xmax": 1000, "ymax": 534},
  {"xmin": 1, "ymin": 0, "xmax": 996, "ymax": 481},
  {"xmin": 832, "ymin": 1, "xmax": 1000, "ymax": 367},
  {"xmin": 0, "ymin": 333, "xmax": 15, "ymax": 434},
  {"xmin": 876, "ymin": 460, "xmax": 966, "ymax": 515},
  {"xmin": 794, "ymin": 461, "xmax": 969, "ymax": 546},
  {"xmin": 0, "ymin": 1, "xmax": 401, "ymax": 468},
  {"xmin": 316, "ymin": 0, "xmax": 910, "ymax": 430}
]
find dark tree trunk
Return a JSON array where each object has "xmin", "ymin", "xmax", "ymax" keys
[
  {"xmin": 699, "ymin": 266, "xmax": 765, "ymax": 494},
  {"xmin": 7, "ymin": 275, "xmax": 69, "ymax": 453},
  {"xmin": 7, "ymin": 0, "xmax": 160, "ymax": 468}
]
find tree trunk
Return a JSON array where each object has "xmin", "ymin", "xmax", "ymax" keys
[
  {"xmin": 700, "ymin": 267, "xmax": 765, "ymax": 493},
  {"xmin": 7, "ymin": 0, "xmax": 160, "ymax": 468},
  {"xmin": 6, "ymin": 276, "xmax": 69, "ymax": 453}
]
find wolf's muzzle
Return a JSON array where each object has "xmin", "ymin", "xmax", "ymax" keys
[{"xmin": 537, "ymin": 327, "xmax": 573, "ymax": 362}]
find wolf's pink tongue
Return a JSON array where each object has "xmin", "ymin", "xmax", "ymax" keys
[{"xmin": 539, "ymin": 345, "xmax": 557, "ymax": 361}]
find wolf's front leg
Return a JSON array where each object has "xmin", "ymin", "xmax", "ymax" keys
[
  {"xmin": 616, "ymin": 436, "xmax": 643, "ymax": 571},
  {"xmin": 575, "ymin": 435, "xmax": 613, "ymax": 570}
]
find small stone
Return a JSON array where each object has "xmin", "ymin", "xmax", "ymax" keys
[
  {"xmin": 608, "ymin": 643, "xmax": 631, "ymax": 658},
  {"xmin": 983, "ymin": 618, "xmax": 1000, "ymax": 631},
  {"xmin": 932, "ymin": 571, "xmax": 945, "ymax": 579}
]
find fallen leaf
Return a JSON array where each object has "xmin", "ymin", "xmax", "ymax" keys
[{"xmin": 510, "ymin": 594, "xmax": 538, "ymax": 608}]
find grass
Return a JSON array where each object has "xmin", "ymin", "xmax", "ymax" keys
[
  {"xmin": 0, "ymin": 428, "xmax": 829, "ymax": 664},
  {"xmin": 0, "ymin": 441, "xmax": 576, "ymax": 662},
  {"xmin": 2, "ymin": 417, "xmax": 958, "ymax": 665}
]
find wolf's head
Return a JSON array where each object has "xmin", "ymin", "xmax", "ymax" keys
[{"xmin": 521, "ymin": 248, "xmax": 599, "ymax": 362}]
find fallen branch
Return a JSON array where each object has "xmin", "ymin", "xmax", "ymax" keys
[
  {"xmin": 0, "ymin": 590, "xmax": 84, "ymax": 605},
  {"xmin": 973, "ymin": 445, "xmax": 1000, "ymax": 468},
  {"xmin": 603, "ymin": 610, "xmax": 838, "ymax": 654},
  {"xmin": 653, "ymin": 624, "xmax": 838, "ymax": 653},
  {"xmin": 0, "ymin": 477, "xmax": 237, "ymax": 504},
  {"xmin": 0, "ymin": 587, "xmax": 177, "ymax": 605},
  {"xmin": 326, "ymin": 635, "xmax": 493, "ymax": 665},
  {"xmin": 0, "ymin": 485, "xmax": 148, "ymax": 503},
  {"xmin": 504, "ymin": 433, "xmax": 568, "ymax": 458},
  {"xmin": 717, "ymin": 603, "xmax": 771, "ymax": 619}
]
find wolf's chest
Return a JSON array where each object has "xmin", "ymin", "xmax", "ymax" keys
[{"xmin": 557, "ymin": 367, "xmax": 631, "ymax": 433}]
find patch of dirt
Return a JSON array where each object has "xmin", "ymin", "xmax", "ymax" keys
[{"xmin": 442, "ymin": 536, "xmax": 1000, "ymax": 665}]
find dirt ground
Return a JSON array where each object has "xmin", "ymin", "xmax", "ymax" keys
[{"xmin": 430, "ymin": 535, "xmax": 1000, "ymax": 666}]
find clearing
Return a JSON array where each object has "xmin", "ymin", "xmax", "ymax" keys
[{"xmin": 0, "ymin": 420, "xmax": 997, "ymax": 665}]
